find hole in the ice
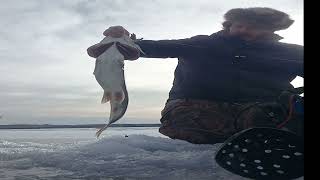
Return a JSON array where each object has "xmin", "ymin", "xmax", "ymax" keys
[
  {"xmin": 265, "ymin": 150, "xmax": 272, "ymax": 153},
  {"xmin": 274, "ymin": 148, "xmax": 285, "ymax": 151},
  {"xmin": 294, "ymin": 152, "xmax": 303, "ymax": 156},
  {"xmin": 228, "ymin": 142, "xmax": 232, "ymax": 145},
  {"xmin": 240, "ymin": 163, "xmax": 246, "ymax": 167},
  {"xmin": 282, "ymin": 155, "xmax": 290, "ymax": 159},
  {"xmin": 243, "ymin": 170, "xmax": 249, "ymax": 173},
  {"xmin": 226, "ymin": 161, "xmax": 232, "ymax": 165},
  {"xmin": 257, "ymin": 166, "xmax": 264, "ymax": 170},
  {"xmin": 242, "ymin": 148, "xmax": 248, "ymax": 153},
  {"xmin": 277, "ymin": 170, "xmax": 285, "ymax": 174},
  {"xmin": 273, "ymin": 164, "xmax": 281, "ymax": 168},
  {"xmin": 254, "ymin": 160, "xmax": 261, "ymax": 163},
  {"xmin": 222, "ymin": 150, "xmax": 226, "ymax": 154},
  {"xmin": 238, "ymin": 155, "xmax": 245, "ymax": 162},
  {"xmin": 228, "ymin": 153, "xmax": 234, "ymax": 158},
  {"xmin": 260, "ymin": 172, "xmax": 268, "ymax": 176},
  {"xmin": 288, "ymin": 144, "xmax": 296, "ymax": 148}
]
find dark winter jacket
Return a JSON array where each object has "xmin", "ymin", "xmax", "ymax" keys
[{"xmin": 135, "ymin": 30, "xmax": 303, "ymax": 103}]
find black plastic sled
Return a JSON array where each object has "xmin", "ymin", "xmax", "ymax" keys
[{"xmin": 215, "ymin": 127, "xmax": 304, "ymax": 180}]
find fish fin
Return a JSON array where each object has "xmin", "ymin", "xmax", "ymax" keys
[
  {"xmin": 101, "ymin": 91, "xmax": 111, "ymax": 104},
  {"xmin": 114, "ymin": 90, "xmax": 125, "ymax": 103},
  {"xmin": 95, "ymin": 123, "xmax": 111, "ymax": 138}
]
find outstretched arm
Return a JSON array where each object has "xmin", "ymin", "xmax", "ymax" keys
[
  {"xmin": 135, "ymin": 35, "xmax": 212, "ymax": 58},
  {"xmin": 94, "ymin": 26, "xmax": 217, "ymax": 59}
]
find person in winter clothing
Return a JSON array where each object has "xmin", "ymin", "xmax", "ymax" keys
[{"xmin": 104, "ymin": 7, "xmax": 304, "ymax": 144}]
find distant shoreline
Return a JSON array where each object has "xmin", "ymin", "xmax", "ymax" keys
[{"xmin": 0, "ymin": 124, "xmax": 161, "ymax": 129}]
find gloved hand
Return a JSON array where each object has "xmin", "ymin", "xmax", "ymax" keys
[
  {"xmin": 103, "ymin": 26, "xmax": 130, "ymax": 38},
  {"xmin": 103, "ymin": 26, "xmax": 140, "ymax": 41},
  {"xmin": 278, "ymin": 89, "xmax": 304, "ymax": 116}
]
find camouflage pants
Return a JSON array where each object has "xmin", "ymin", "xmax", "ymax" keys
[{"xmin": 159, "ymin": 99, "xmax": 303, "ymax": 144}]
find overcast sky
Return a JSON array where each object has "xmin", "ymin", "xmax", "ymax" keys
[{"xmin": 0, "ymin": 0, "xmax": 303, "ymax": 125}]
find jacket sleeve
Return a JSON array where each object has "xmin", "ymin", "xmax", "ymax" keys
[
  {"xmin": 272, "ymin": 43, "xmax": 304, "ymax": 78},
  {"xmin": 296, "ymin": 46, "xmax": 304, "ymax": 78},
  {"xmin": 134, "ymin": 35, "xmax": 211, "ymax": 58},
  {"xmin": 288, "ymin": 44, "xmax": 304, "ymax": 78}
]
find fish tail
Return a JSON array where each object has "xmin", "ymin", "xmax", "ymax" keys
[{"xmin": 95, "ymin": 123, "xmax": 111, "ymax": 138}]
